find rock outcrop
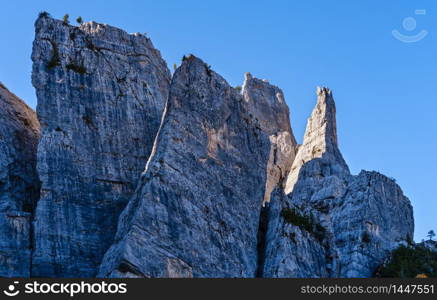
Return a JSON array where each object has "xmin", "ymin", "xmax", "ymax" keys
[
  {"xmin": 98, "ymin": 56, "xmax": 296, "ymax": 278},
  {"xmin": 262, "ymin": 88, "xmax": 414, "ymax": 278},
  {"xmin": 31, "ymin": 15, "xmax": 170, "ymax": 277},
  {"xmin": 0, "ymin": 15, "xmax": 415, "ymax": 279},
  {"xmin": 242, "ymin": 73, "xmax": 297, "ymax": 204},
  {"xmin": 0, "ymin": 83, "xmax": 40, "ymax": 277},
  {"xmin": 284, "ymin": 87, "xmax": 348, "ymax": 194}
]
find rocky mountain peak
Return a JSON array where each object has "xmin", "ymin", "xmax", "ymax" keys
[
  {"xmin": 0, "ymin": 15, "xmax": 415, "ymax": 279},
  {"xmin": 284, "ymin": 87, "xmax": 349, "ymax": 194}
]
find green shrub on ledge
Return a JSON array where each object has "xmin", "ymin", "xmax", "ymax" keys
[
  {"xmin": 281, "ymin": 207, "xmax": 326, "ymax": 242},
  {"xmin": 375, "ymin": 244, "xmax": 437, "ymax": 278}
]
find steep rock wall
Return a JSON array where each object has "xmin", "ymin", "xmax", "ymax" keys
[
  {"xmin": 0, "ymin": 83, "xmax": 40, "ymax": 277},
  {"xmin": 31, "ymin": 15, "xmax": 170, "ymax": 277}
]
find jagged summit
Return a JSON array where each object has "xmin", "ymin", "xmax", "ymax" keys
[
  {"xmin": 241, "ymin": 72, "xmax": 297, "ymax": 204},
  {"xmin": 36, "ymin": 13, "xmax": 151, "ymax": 42},
  {"xmin": 0, "ymin": 15, "xmax": 414, "ymax": 279},
  {"xmin": 31, "ymin": 14, "xmax": 171, "ymax": 277},
  {"xmin": 284, "ymin": 86, "xmax": 349, "ymax": 194},
  {"xmin": 98, "ymin": 53, "xmax": 289, "ymax": 277},
  {"xmin": 263, "ymin": 86, "xmax": 413, "ymax": 278}
]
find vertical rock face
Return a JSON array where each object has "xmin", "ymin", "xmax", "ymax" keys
[
  {"xmin": 284, "ymin": 87, "xmax": 348, "ymax": 194},
  {"xmin": 0, "ymin": 83, "xmax": 40, "ymax": 277},
  {"xmin": 31, "ymin": 15, "xmax": 170, "ymax": 277},
  {"xmin": 331, "ymin": 171, "xmax": 414, "ymax": 277},
  {"xmin": 99, "ymin": 56, "xmax": 295, "ymax": 278},
  {"xmin": 242, "ymin": 73, "xmax": 297, "ymax": 204},
  {"xmin": 263, "ymin": 88, "xmax": 414, "ymax": 278}
]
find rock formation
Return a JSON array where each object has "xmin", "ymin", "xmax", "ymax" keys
[
  {"xmin": 0, "ymin": 15, "xmax": 415, "ymax": 278},
  {"xmin": 98, "ymin": 56, "xmax": 296, "ymax": 277},
  {"xmin": 262, "ymin": 88, "xmax": 414, "ymax": 277},
  {"xmin": 31, "ymin": 15, "xmax": 170, "ymax": 277},
  {"xmin": 0, "ymin": 83, "xmax": 40, "ymax": 277},
  {"xmin": 242, "ymin": 73, "xmax": 297, "ymax": 204},
  {"xmin": 284, "ymin": 87, "xmax": 348, "ymax": 194}
]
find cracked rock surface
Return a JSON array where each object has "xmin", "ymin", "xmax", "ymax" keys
[
  {"xmin": 98, "ymin": 56, "xmax": 295, "ymax": 278},
  {"xmin": 263, "ymin": 88, "xmax": 414, "ymax": 278},
  {"xmin": 0, "ymin": 83, "xmax": 40, "ymax": 277},
  {"xmin": 31, "ymin": 15, "xmax": 170, "ymax": 277},
  {"xmin": 0, "ymin": 15, "xmax": 415, "ymax": 278}
]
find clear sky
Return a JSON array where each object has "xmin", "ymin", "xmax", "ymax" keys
[{"xmin": 1, "ymin": 0, "xmax": 435, "ymax": 241}]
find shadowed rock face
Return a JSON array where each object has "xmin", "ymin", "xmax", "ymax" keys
[
  {"xmin": 31, "ymin": 15, "xmax": 170, "ymax": 277},
  {"xmin": 98, "ymin": 56, "xmax": 297, "ymax": 278},
  {"xmin": 263, "ymin": 88, "xmax": 414, "ymax": 278},
  {"xmin": 0, "ymin": 83, "xmax": 40, "ymax": 277}
]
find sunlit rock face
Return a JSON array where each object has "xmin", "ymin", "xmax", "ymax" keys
[
  {"xmin": 263, "ymin": 88, "xmax": 414, "ymax": 278},
  {"xmin": 242, "ymin": 73, "xmax": 297, "ymax": 205},
  {"xmin": 0, "ymin": 83, "xmax": 40, "ymax": 277},
  {"xmin": 284, "ymin": 87, "xmax": 348, "ymax": 194},
  {"xmin": 98, "ymin": 56, "xmax": 297, "ymax": 278},
  {"xmin": 31, "ymin": 15, "xmax": 170, "ymax": 277}
]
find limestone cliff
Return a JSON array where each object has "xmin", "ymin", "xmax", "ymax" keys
[
  {"xmin": 262, "ymin": 88, "xmax": 414, "ymax": 277},
  {"xmin": 242, "ymin": 73, "xmax": 297, "ymax": 204},
  {"xmin": 98, "ymin": 56, "xmax": 295, "ymax": 277},
  {"xmin": 0, "ymin": 15, "xmax": 416, "ymax": 279},
  {"xmin": 31, "ymin": 15, "xmax": 170, "ymax": 277},
  {"xmin": 0, "ymin": 83, "xmax": 40, "ymax": 277}
]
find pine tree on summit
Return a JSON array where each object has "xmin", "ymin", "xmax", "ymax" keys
[{"xmin": 427, "ymin": 230, "xmax": 436, "ymax": 241}]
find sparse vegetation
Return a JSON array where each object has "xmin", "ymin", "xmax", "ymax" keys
[
  {"xmin": 428, "ymin": 230, "xmax": 436, "ymax": 241},
  {"xmin": 281, "ymin": 207, "xmax": 326, "ymax": 242},
  {"xmin": 375, "ymin": 244, "xmax": 437, "ymax": 278},
  {"xmin": 362, "ymin": 231, "xmax": 371, "ymax": 243},
  {"xmin": 63, "ymin": 14, "xmax": 70, "ymax": 25},
  {"xmin": 205, "ymin": 63, "xmax": 212, "ymax": 76},
  {"xmin": 182, "ymin": 54, "xmax": 194, "ymax": 62},
  {"xmin": 47, "ymin": 41, "xmax": 60, "ymax": 69},
  {"xmin": 66, "ymin": 63, "xmax": 87, "ymax": 75},
  {"xmin": 39, "ymin": 11, "xmax": 50, "ymax": 18},
  {"xmin": 235, "ymin": 85, "xmax": 242, "ymax": 92},
  {"xmin": 173, "ymin": 63, "xmax": 177, "ymax": 72},
  {"xmin": 76, "ymin": 16, "xmax": 83, "ymax": 24},
  {"xmin": 82, "ymin": 115, "xmax": 94, "ymax": 127},
  {"xmin": 85, "ymin": 38, "xmax": 98, "ymax": 52}
]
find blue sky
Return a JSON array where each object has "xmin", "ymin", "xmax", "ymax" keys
[{"xmin": 1, "ymin": 0, "xmax": 435, "ymax": 241}]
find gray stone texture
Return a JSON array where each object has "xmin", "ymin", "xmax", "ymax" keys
[
  {"xmin": 31, "ymin": 15, "xmax": 170, "ymax": 277},
  {"xmin": 0, "ymin": 83, "xmax": 40, "ymax": 277},
  {"xmin": 263, "ymin": 88, "xmax": 414, "ymax": 277},
  {"xmin": 98, "ymin": 56, "xmax": 296, "ymax": 277}
]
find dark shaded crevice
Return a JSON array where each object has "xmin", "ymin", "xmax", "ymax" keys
[
  {"xmin": 117, "ymin": 260, "xmax": 146, "ymax": 278},
  {"xmin": 28, "ymin": 178, "xmax": 41, "ymax": 278},
  {"xmin": 256, "ymin": 204, "xmax": 269, "ymax": 277}
]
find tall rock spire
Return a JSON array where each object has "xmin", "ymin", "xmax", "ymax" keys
[
  {"xmin": 0, "ymin": 83, "xmax": 40, "ymax": 277},
  {"xmin": 284, "ymin": 87, "xmax": 349, "ymax": 194},
  {"xmin": 31, "ymin": 15, "xmax": 171, "ymax": 277},
  {"xmin": 242, "ymin": 72, "xmax": 297, "ymax": 204},
  {"xmin": 263, "ymin": 87, "xmax": 413, "ymax": 278}
]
